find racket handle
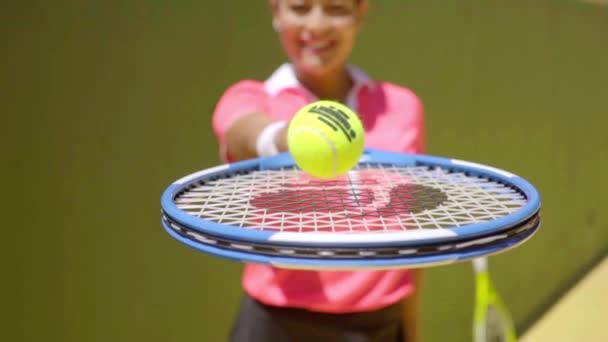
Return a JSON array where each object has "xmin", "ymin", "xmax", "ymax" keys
[{"xmin": 472, "ymin": 257, "xmax": 488, "ymax": 273}]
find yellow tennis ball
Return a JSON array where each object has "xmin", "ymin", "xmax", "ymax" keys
[{"xmin": 287, "ymin": 100, "xmax": 365, "ymax": 179}]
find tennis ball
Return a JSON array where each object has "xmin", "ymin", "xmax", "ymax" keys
[{"xmin": 287, "ymin": 100, "xmax": 365, "ymax": 179}]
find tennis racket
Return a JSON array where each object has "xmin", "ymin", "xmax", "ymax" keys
[
  {"xmin": 161, "ymin": 149, "xmax": 541, "ymax": 270},
  {"xmin": 472, "ymin": 257, "xmax": 517, "ymax": 342}
]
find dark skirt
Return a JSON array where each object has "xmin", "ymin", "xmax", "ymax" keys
[{"xmin": 229, "ymin": 293, "xmax": 405, "ymax": 342}]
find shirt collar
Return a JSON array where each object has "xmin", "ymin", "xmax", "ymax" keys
[{"xmin": 264, "ymin": 63, "xmax": 373, "ymax": 110}]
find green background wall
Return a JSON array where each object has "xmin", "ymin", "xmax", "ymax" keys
[{"xmin": 4, "ymin": 1, "xmax": 607, "ymax": 341}]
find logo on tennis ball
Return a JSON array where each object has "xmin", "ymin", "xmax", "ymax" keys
[{"xmin": 307, "ymin": 104, "xmax": 357, "ymax": 142}]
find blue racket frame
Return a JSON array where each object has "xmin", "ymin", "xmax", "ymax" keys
[
  {"xmin": 162, "ymin": 217, "xmax": 540, "ymax": 269},
  {"xmin": 161, "ymin": 149, "xmax": 541, "ymax": 249}
]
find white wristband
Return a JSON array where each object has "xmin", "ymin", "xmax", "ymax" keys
[{"xmin": 256, "ymin": 121, "xmax": 287, "ymax": 157}]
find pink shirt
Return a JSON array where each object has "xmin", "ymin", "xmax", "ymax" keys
[{"xmin": 212, "ymin": 63, "xmax": 425, "ymax": 313}]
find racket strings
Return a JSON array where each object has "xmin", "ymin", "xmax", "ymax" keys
[{"xmin": 173, "ymin": 164, "xmax": 527, "ymax": 233}]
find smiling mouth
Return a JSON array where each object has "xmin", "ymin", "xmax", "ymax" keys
[{"xmin": 301, "ymin": 40, "xmax": 337, "ymax": 54}]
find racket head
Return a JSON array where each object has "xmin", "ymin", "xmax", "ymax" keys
[
  {"xmin": 162, "ymin": 149, "xmax": 540, "ymax": 245},
  {"xmin": 161, "ymin": 149, "xmax": 541, "ymax": 269}
]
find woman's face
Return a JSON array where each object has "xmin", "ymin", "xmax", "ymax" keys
[{"xmin": 271, "ymin": 0, "xmax": 367, "ymax": 76}]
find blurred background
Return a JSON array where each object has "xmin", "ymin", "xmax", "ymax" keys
[{"xmin": 4, "ymin": 0, "xmax": 607, "ymax": 341}]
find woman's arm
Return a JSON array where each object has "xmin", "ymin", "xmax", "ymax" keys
[
  {"xmin": 224, "ymin": 113, "xmax": 288, "ymax": 162},
  {"xmin": 402, "ymin": 268, "xmax": 424, "ymax": 342}
]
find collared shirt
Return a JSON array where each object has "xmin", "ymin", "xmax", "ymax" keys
[{"xmin": 212, "ymin": 63, "xmax": 425, "ymax": 313}]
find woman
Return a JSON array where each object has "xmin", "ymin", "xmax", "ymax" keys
[{"xmin": 212, "ymin": 1, "xmax": 426, "ymax": 341}]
